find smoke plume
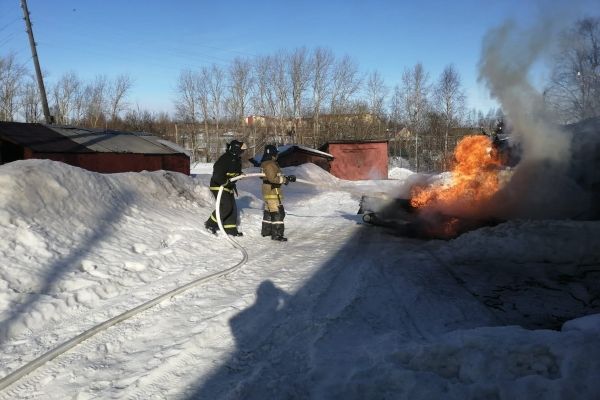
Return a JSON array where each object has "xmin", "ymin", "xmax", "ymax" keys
[{"xmin": 478, "ymin": 12, "xmax": 591, "ymax": 219}]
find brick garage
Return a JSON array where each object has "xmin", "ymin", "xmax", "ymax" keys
[{"xmin": 320, "ymin": 140, "xmax": 388, "ymax": 180}]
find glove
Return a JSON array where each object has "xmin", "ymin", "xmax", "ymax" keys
[
  {"xmin": 224, "ymin": 179, "xmax": 237, "ymax": 194},
  {"xmin": 285, "ymin": 175, "xmax": 296, "ymax": 184}
]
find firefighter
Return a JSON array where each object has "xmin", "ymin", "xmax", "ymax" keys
[
  {"xmin": 205, "ymin": 140, "xmax": 247, "ymax": 236},
  {"xmin": 260, "ymin": 145, "xmax": 296, "ymax": 241}
]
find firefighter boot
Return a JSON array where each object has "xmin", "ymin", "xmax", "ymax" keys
[
  {"xmin": 270, "ymin": 211, "xmax": 287, "ymax": 242},
  {"xmin": 261, "ymin": 210, "xmax": 272, "ymax": 237},
  {"xmin": 204, "ymin": 219, "xmax": 217, "ymax": 235}
]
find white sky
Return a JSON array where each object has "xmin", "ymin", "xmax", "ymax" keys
[{"xmin": 0, "ymin": 159, "xmax": 599, "ymax": 399}]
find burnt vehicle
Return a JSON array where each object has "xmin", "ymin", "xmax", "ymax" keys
[
  {"xmin": 359, "ymin": 130, "xmax": 515, "ymax": 240},
  {"xmin": 359, "ymin": 194, "xmax": 503, "ymax": 240}
]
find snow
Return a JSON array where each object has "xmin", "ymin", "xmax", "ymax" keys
[{"xmin": 0, "ymin": 159, "xmax": 599, "ymax": 399}]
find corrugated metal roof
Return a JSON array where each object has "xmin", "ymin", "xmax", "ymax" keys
[
  {"xmin": 0, "ymin": 121, "xmax": 91, "ymax": 153},
  {"xmin": 0, "ymin": 122, "xmax": 185, "ymax": 155},
  {"xmin": 278, "ymin": 144, "xmax": 333, "ymax": 159}
]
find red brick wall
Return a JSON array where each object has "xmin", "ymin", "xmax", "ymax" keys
[
  {"xmin": 327, "ymin": 142, "xmax": 388, "ymax": 180},
  {"xmin": 27, "ymin": 152, "xmax": 190, "ymax": 175}
]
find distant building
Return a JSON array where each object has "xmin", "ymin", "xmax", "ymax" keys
[
  {"xmin": 0, "ymin": 122, "xmax": 190, "ymax": 175},
  {"xmin": 320, "ymin": 140, "xmax": 389, "ymax": 180}
]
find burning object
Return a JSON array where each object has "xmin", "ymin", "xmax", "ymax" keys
[{"xmin": 361, "ymin": 135, "xmax": 513, "ymax": 239}]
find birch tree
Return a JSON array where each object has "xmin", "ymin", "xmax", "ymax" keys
[
  {"xmin": 545, "ymin": 17, "xmax": 600, "ymax": 123},
  {"xmin": 365, "ymin": 70, "xmax": 388, "ymax": 136},
  {"xmin": 107, "ymin": 74, "xmax": 133, "ymax": 123},
  {"xmin": 51, "ymin": 71, "xmax": 81, "ymax": 124},
  {"xmin": 310, "ymin": 47, "xmax": 334, "ymax": 145},
  {"xmin": 434, "ymin": 64, "xmax": 465, "ymax": 169},
  {"xmin": 20, "ymin": 79, "xmax": 42, "ymax": 122},
  {"xmin": 228, "ymin": 57, "xmax": 253, "ymax": 128},
  {"xmin": 399, "ymin": 63, "xmax": 431, "ymax": 172},
  {"xmin": 330, "ymin": 55, "xmax": 362, "ymax": 115},
  {"xmin": 83, "ymin": 75, "xmax": 108, "ymax": 128},
  {"xmin": 272, "ymin": 51, "xmax": 290, "ymax": 139},
  {"xmin": 288, "ymin": 47, "xmax": 311, "ymax": 142},
  {"xmin": 0, "ymin": 53, "xmax": 26, "ymax": 121}
]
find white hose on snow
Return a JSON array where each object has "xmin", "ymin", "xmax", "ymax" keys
[{"xmin": 0, "ymin": 172, "xmax": 273, "ymax": 392}]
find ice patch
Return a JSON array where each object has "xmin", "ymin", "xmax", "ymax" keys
[
  {"xmin": 123, "ymin": 261, "xmax": 147, "ymax": 272},
  {"xmin": 132, "ymin": 243, "xmax": 148, "ymax": 254}
]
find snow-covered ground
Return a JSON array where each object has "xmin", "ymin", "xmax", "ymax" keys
[{"xmin": 0, "ymin": 159, "xmax": 599, "ymax": 399}]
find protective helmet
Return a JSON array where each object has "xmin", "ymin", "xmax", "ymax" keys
[
  {"xmin": 227, "ymin": 140, "xmax": 247, "ymax": 156},
  {"xmin": 262, "ymin": 144, "xmax": 278, "ymax": 161}
]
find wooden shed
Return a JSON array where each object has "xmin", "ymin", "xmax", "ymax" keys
[
  {"xmin": 320, "ymin": 140, "xmax": 388, "ymax": 180},
  {"xmin": 250, "ymin": 144, "xmax": 334, "ymax": 171},
  {"xmin": 0, "ymin": 122, "xmax": 190, "ymax": 175}
]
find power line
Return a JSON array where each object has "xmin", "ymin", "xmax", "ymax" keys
[{"xmin": 0, "ymin": 16, "xmax": 20, "ymax": 34}]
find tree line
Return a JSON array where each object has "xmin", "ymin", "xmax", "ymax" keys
[{"xmin": 1, "ymin": 17, "xmax": 598, "ymax": 172}]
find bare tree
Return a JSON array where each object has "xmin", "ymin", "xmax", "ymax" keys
[
  {"xmin": 20, "ymin": 78, "xmax": 42, "ymax": 122},
  {"xmin": 545, "ymin": 17, "xmax": 600, "ymax": 123},
  {"xmin": 310, "ymin": 47, "xmax": 334, "ymax": 146},
  {"xmin": 399, "ymin": 63, "xmax": 431, "ymax": 172},
  {"xmin": 0, "ymin": 53, "xmax": 26, "ymax": 121},
  {"xmin": 434, "ymin": 64, "xmax": 466, "ymax": 169},
  {"xmin": 82, "ymin": 75, "xmax": 108, "ymax": 128},
  {"xmin": 252, "ymin": 55, "xmax": 279, "ymax": 119},
  {"xmin": 175, "ymin": 69, "xmax": 206, "ymax": 162},
  {"xmin": 288, "ymin": 47, "xmax": 312, "ymax": 143},
  {"xmin": 207, "ymin": 64, "xmax": 225, "ymax": 133},
  {"xmin": 330, "ymin": 55, "xmax": 362, "ymax": 114},
  {"xmin": 107, "ymin": 74, "xmax": 133, "ymax": 124},
  {"xmin": 389, "ymin": 84, "xmax": 402, "ymax": 126},
  {"xmin": 365, "ymin": 70, "xmax": 388, "ymax": 136},
  {"xmin": 227, "ymin": 57, "xmax": 253, "ymax": 128},
  {"xmin": 175, "ymin": 70, "xmax": 199, "ymax": 122},
  {"xmin": 51, "ymin": 71, "xmax": 81, "ymax": 125},
  {"xmin": 272, "ymin": 51, "xmax": 291, "ymax": 141}
]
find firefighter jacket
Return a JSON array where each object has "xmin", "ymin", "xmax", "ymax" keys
[
  {"xmin": 261, "ymin": 158, "xmax": 286, "ymax": 204},
  {"xmin": 209, "ymin": 150, "xmax": 242, "ymax": 193}
]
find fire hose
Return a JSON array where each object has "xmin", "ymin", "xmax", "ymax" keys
[{"xmin": 0, "ymin": 172, "xmax": 309, "ymax": 392}]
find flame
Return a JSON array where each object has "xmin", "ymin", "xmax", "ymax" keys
[{"xmin": 410, "ymin": 135, "xmax": 503, "ymax": 212}]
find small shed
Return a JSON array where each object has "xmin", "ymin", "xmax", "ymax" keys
[
  {"xmin": 320, "ymin": 139, "xmax": 388, "ymax": 180},
  {"xmin": 0, "ymin": 122, "xmax": 190, "ymax": 175},
  {"xmin": 250, "ymin": 144, "xmax": 333, "ymax": 171}
]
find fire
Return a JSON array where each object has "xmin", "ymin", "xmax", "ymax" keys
[{"xmin": 410, "ymin": 135, "xmax": 503, "ymax": 212}]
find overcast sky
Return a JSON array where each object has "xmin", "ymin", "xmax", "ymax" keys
[{"xmin": 1, "ymin": 0, "xmax": 598, "ymax": 115}]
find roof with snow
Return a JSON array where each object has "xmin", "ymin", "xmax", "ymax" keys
[
  {"xmin": 250, "ymin": 144, "xmax": 333, "ymax": 165},
  {"xmin": 322, "ymin": 139, "xmax": 389, "ymax": 145},
  {"xmin": 0, "ymin": 122, "xmax": 186, "ymax": 155}
]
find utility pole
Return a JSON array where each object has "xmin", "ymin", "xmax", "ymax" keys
[{"xmin": 21, "ymin": 0, "xmax": 52, "ymax": 124}]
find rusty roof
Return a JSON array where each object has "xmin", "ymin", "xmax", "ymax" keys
[{"xmin": 0, "ymin": 122, "xmax": 185, "ymax": 155}]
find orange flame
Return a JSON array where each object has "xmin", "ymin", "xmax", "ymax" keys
[{"xmin": 410, "ymin": 135, "xmax": 502, "ymax": 212}]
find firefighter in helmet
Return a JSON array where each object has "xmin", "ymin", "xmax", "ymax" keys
[
  {"xmin": 205, "ymin": 140, "xmax": 247, "ymax": 236},
  {"xmin": 260, "ymin": 145, "xmax": 296, "ymax": 241}
]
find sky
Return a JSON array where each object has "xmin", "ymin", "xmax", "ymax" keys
[
  {"xmin": 1, "ymin": 0, "xmax": 599, "ymax": 115},
  {"xmin": 0, "ymin": 156, "xmax": 599, "ymax": 398}
]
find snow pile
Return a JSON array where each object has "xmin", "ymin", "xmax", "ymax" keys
[
  {"xmin": 0, "ymin": 159, "xmax": 599, "ymax": 399},
  {"xmin": 0, "ymin": 160, "xmax": 213, "ymax": 341}
]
